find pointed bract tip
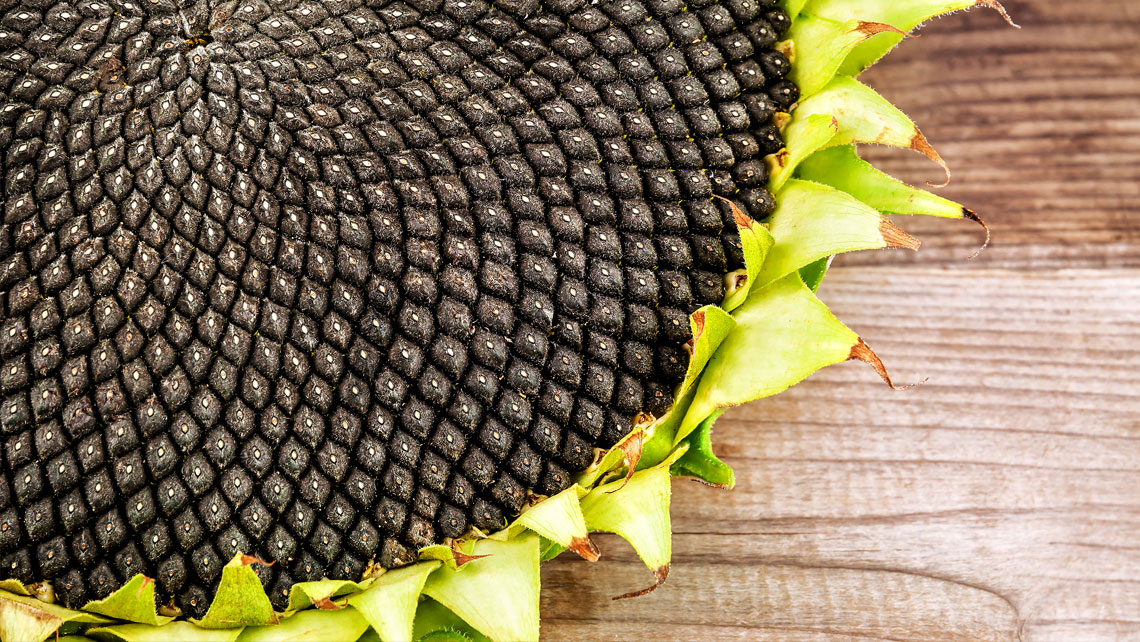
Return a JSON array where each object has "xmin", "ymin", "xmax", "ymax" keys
[
  {"xmin": 713, "ymin": 195, "xmax": 753, "ymax": 229},
  {"xmin": 683, "ymin": 315, "xmax": 700, "ymax": 357},
  {"xmin": 606, "ymin": 429, "xmax": 645, "ymax": 494},
  {"xmin": 568, "ymin": 536, "xmax": 601, "ymax": 562},
  {"xmin": 314, "ymin": 597, "xmax": 345, "ymax": 610},
  {"xmin": 239, "ymin": 555, "xmax": 274, "ymax": 567},
  {"xmin": 28, "ymin": 581, "xmax": 55, "ymax": 604},
  {"xmin": 855, "ymin": 22, "xmax": 908, "ymax": 38},
  {"xmin": 879, "ymin": 218, "xmax": 921, "ymax": 251},
  {"xmin": 612, "ymin": 565, "xmax": 669, "ymax": 601},
  {"xmin": 450, "ymin": 543, "xmax": 491, "ymax": 569},
  {"xmin": 133, "ymin": 576, "xmax": 153, "ymax": 601},
  {"xmin": 688, "ymin": 477, "xmax": 733, "ymax": 490},
  {"xmin": 976, "ymin": 0, "xmax": 1020, "ymax": 28},
  {"xmin": 911, "ymin": 132, "xmax": 951, "ymax": 188},
  {"xmin": 962, "ymin": 208, "xmax": 991, "ymax": 259},
  {"xmin": 691, "ymin": 310, "xmax": 707, "ymax": 343},
  {"xmin": 848, "ymin": 339, "xmax": 926, "ymax": 390}
]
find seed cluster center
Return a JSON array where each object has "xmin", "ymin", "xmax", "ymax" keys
[{"xmin": 0, "ymin": 0, "xmax": 792, "ymax": 615}]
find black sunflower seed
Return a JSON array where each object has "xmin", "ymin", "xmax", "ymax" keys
[{"xmin": 0, "ymin": 0, "xmax": 790, "ymax": 615}]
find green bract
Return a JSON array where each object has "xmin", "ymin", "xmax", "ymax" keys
[{"xmin": 0, "ymin": 0, "xmax": 1012, "ymax": 639}]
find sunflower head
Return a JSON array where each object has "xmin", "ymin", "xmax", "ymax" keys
[{"xmin": 0, "ymin": 0, "xmax": 1011, "ymax": 639}]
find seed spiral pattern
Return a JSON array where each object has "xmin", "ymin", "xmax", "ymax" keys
[{"xmin": 0, "ymin": 0, "xmax": 793, "ymax": 614}]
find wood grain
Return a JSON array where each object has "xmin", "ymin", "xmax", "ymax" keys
[
  {"xmin": 854, "ymin": 0, "xmax": 1140, "ymax": 270},
  {"xmin": 543, "ymin": 1, "xmax": 1140, "ymax": 640}
]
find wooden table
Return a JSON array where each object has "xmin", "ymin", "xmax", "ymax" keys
[{"xmin": 542, "ymin": 2, "xmax": 1140, "ymax": 640}]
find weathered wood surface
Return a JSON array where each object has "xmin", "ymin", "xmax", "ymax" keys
[{"xmin": 542, "ymin": 2, "xmax": 1140, "ymax": 640}]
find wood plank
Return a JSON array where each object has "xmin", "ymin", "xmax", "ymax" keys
[
  {"xmin": 542, "ymin": 267, "xmax": 1140, "ymax": 641},
  {"xmin": 851, "ymin": 0, "xmax": 1140, "ymax": 270}
]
